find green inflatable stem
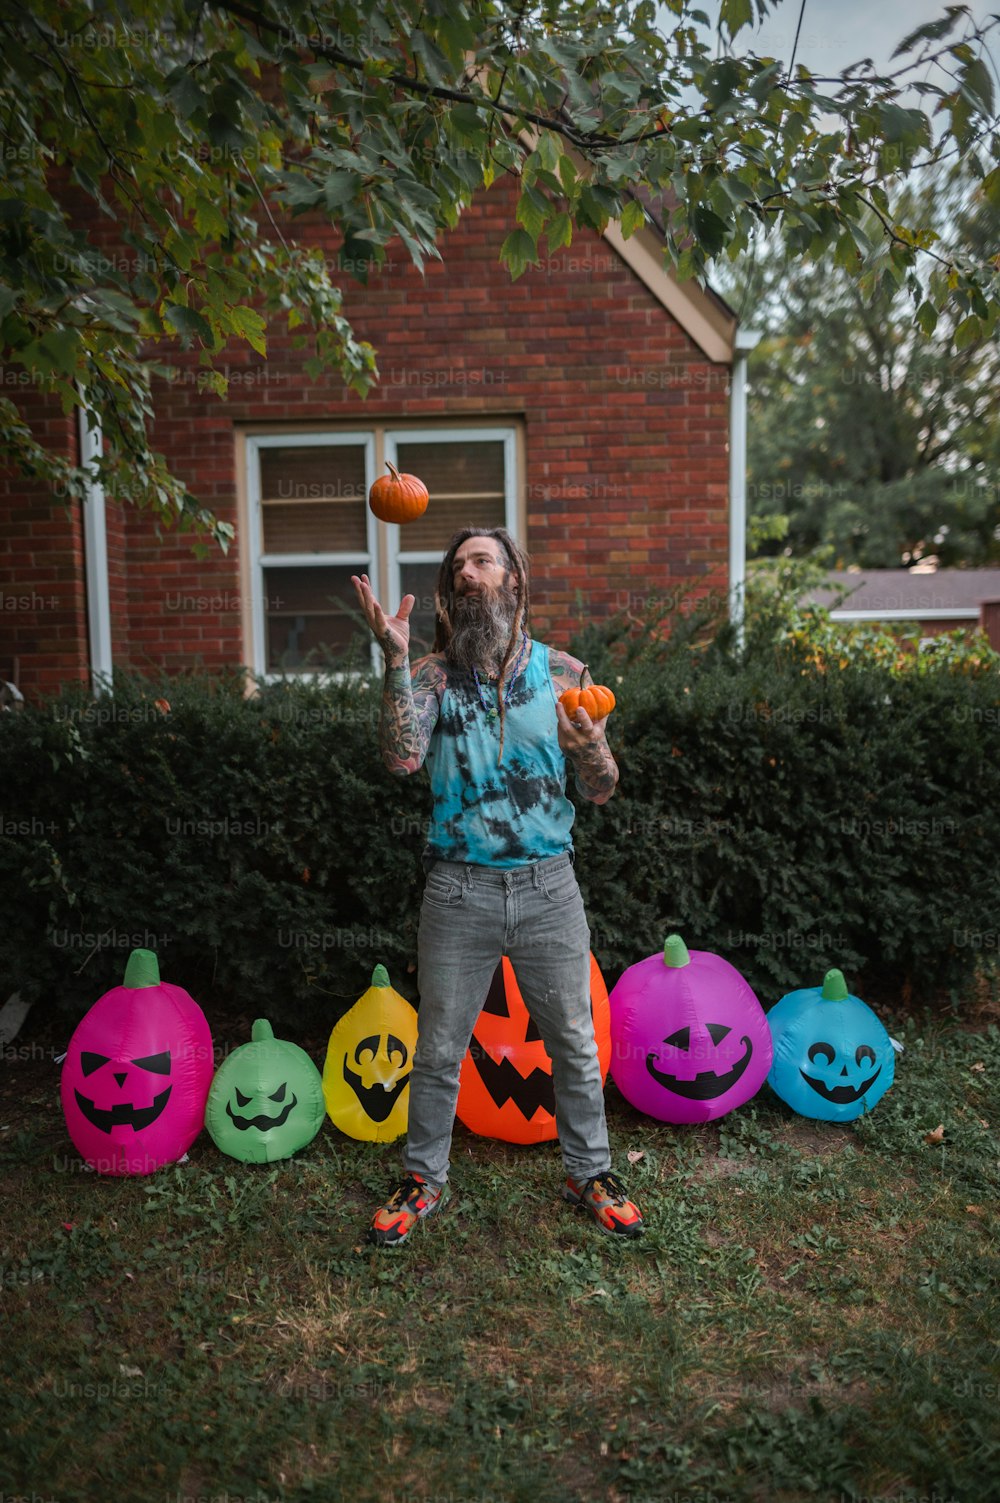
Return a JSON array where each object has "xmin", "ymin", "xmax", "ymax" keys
[
  {"xmin": 371, "ymin": 964, "xmax": 391, "ymax": 988},
  {"xmin": 123, "ymin": 949, "xmax": 160, "ymax": 989},
  {"xmin": 662, "ymin": 934, "xmax": 690, "ymax": 968},
  {"xmin": 251, "ymin": 1019, "xmax": 275, "ymax": 1043},
  {"xmin": 821, "ymin": 968, "xmax": 849, "ymax": 1002}
]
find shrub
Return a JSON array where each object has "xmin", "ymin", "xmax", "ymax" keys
[{"xmin": 1, "ymin": 608, "xmax": 997, "ymax": 1026}]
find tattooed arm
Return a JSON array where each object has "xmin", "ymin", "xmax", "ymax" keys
[
  {"xmin": 548, "ymin": 647, "xmax": 620, "ymax": 806},
  {"xmin": 351, "ymin": 573, "xmax": 444, "ymax": 775},
  {"xmin": 380, "ymin": 654, "xmax": 445, "ymax": 775}
]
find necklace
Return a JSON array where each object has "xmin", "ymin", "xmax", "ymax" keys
[{"xmin": 472, "ymin": 633, "xmax": 529, "ymax": 721}]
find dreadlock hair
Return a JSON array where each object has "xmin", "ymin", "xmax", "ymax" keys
[{"xmin": 433, "ymin": 527, "xmax": 532, "ymax": 764}]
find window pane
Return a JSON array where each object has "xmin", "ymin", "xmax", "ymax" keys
[
  {"xmin": 395, "ymin": 440, "xmax": 505, "ymax": 495},
  {"xmin": 393, "ymin": 440, "xmax": 506, "ymax": 550},
  {"xmin": 263, "ymin": 502, "xmax": 366, "ymax": 554},
  {"xmin": 264, "ymin": 565, "xmax": 368, "ymax": 672},
  {"xmin": 400, "ymin": 562, "xmax": 441, "ymax": 657},
  {"xmin": 260, "ymin": 445, "xmax": 367, "ymax": 553}
]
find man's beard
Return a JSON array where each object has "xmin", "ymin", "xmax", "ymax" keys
[{"xmin": 446, "ymin": 583, "xmax": 519, "ymax": 675}]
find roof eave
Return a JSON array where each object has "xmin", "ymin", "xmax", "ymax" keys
[{"xmin": 601, "ymin": 218, "xmax": 737, "ymax": 364}]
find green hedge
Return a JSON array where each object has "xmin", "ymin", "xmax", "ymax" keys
[{"xmin": 1, "ymin": 614, "xmax": 998, "ymax": 1025}]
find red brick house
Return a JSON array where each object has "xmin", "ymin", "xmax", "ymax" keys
[
  {"xmin": 808, "ymin": 569, "xmax": 1000, "ymax": 649},
  {"xmin": 1, "ymin": 179, "xmax": 748, "ymax": 699}
]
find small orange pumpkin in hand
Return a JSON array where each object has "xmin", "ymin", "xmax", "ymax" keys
[
  {"xmin": 368, "ymin": 461, "xmax": 429, "ymax": 524},
  {"xmin": 560, "ymin": 663, "xmax": 616, "ymax": 722}
]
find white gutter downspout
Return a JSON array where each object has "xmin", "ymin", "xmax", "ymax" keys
[
  {"xmin": 729, "ymin": 328, "xmax": 762, "ymax": 649},
  {"xmin": 78, "ymin": 402, "xmax": 113, "ymax": 693}
]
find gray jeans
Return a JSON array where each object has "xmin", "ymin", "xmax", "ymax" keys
[{"xmin": 404, "ymin": 853, "xmax": 611, "ymax": 1187}]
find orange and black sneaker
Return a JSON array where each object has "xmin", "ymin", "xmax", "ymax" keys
[
  {"xmin": 563, "ymin": 1171, "xmax": 644, "ymax": 1239},
  {"xmin": 367, "ymin": 1172, "xmax": 444, "ymax": 1248}
]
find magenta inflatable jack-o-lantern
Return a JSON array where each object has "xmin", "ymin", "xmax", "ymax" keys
[
  {"xmin": 609, "ymin": 934, "xmax": 773, "ymax": 1124},
  {"xmin": 60, "ymin": 948, "xmax": 214, "ymax": 1175}
]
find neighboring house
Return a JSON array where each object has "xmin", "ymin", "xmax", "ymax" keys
[
  {"xmin": 807, "ymin": 569, "xmax": 1000, "ymax": 649},
  {"xmin": 1, "ymin": 179, "xmax": 750, "ymax": 699}
]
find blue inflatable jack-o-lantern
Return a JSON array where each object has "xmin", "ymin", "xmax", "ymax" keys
[{"xmin": 766, "ymin": 968, "xmax": 894, "ymax": 1122}]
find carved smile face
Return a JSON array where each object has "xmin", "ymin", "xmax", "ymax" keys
[
  {"xmin": 456, "ymin": 955, "xmax": 611, "ymax": 1145},
  {"xmin": 323, "ymin": 966, "xmax": 418, "ymax": 1143},
  {"xmin": 645, "ymin": 1023, "xmax": 754, "ymax": 1100},
  {"xmin": 205, "ymin": 1020, "xmax": 325, "ymax": 1163},
  {"xmin": 60, "ymin": 950, "xmax": 214, "ymax": 1176},
  {"xmin": 767, "ymin": 971, "xmax": 895, "ymax": 1122},
  {"xmin": 610, "ymin": 936, "xmax": 773, "ymax": 1124}
]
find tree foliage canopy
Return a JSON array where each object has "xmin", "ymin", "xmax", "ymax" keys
[
  {"xmin": 726, "ymin": 167, "xmax": 1000, "ymax": 568},
  {"xmin": 1, "ymin": 0, "xmax": 998, "ymax": 544}
]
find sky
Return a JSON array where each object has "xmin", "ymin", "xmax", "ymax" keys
[{"xmin": 710, "ymin": 0, "xmax": 996, "ymax": 81}]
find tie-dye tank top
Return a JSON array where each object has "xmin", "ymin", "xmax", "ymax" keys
[{"xmin": 423, "ymin": 639, "xmax": 575, "ymax": 867}]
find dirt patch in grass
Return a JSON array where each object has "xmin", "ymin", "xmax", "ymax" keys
[{"xmin": 771, "ymin": 1117, "xmax": 858, "ymax": 1157}]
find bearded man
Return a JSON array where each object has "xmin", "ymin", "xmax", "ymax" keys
[{"xmin": 351, "ymin": 528, "xmax": 643, "ymax": 1247}]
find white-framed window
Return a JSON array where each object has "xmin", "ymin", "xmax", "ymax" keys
[
  {"xmin": 244, "ymin": 425, "xmax": 520, "ymax": 676},
  {"xmin": 386, "ymin": 426, "xmax": 518, "ymax": 658}
]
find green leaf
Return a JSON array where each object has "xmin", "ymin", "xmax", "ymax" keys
[
  {"xmin": 692, "ymin": 203, "xmax": 728, "ymax": 257},
  {"xmin": 228, "ymin": 306, "xmax": 268, "ymax": 356},
  {"xmin": 982, "ymin": 166, "xmax": 1000, "ymax": 210},
  {"xmin": 620, "ymin": 199, "xmax": 646, "ymax": 239},
  {"xmin": 953, "ymin": 314, "xmax": 981, "ymax": 350},
  {"xmin": 515, "ymin": 184, "xmax": 549, "ymax": 241},
  {"xmin": 546, "ymin": 212, "xmax": 573, "ymax": 251},
  {"xmin": 166, "ymin": 70, "xmax": 206, "ymax": 121},
  {"xmin": 749, "ymin": 61, "xmax": 783, "ymax": 104},
  {"xmin": 164, "ymin": 304, "xmax": 213, "ymax": 342},
  {"xmin": 719, "ymin": 0, "xmax": 754, "ymax": 39},
  {"xmin": 833, "ymin": 230, "xmax": 861, "ymax": 272},
  {"xmin": 891, "ymin": 12, "xmax": 963, "ymax": 59},
  {"xmin": 914, "ymin": 301, "xmax": 938, "ymax": 337},
  {"xmin": 961, "ymin": 58, "xmax": 995, "ymax": 115},
  {"xmin": 322, "ymin": 171, "xmax": 361, "ymax": 211},
  {"xmin": 499, "ymin": 228, "xmax": 538, "ymax": 280}
]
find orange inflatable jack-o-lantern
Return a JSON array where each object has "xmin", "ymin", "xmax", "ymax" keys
[{"xmin": 455, "ymin": 954, "xmax": 610, "ymax": 1144}]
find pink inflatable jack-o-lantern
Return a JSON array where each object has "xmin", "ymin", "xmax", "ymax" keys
[
  {"xmin": 60, "ymin": 948, "xmax": 214, "ymax": 1175},
  {"xmin": 609, "ymin": 934, "xmax": 772, "ymax": 1124}
]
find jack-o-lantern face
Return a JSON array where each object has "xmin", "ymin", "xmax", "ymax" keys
[
  {"xmin": 228, "ymin": 1081, "xmax": 297, "ymax": 1131},
  {"xmin": 323, "ymin": 966, "xmax": 418, "ymax": 1142},
  {"xmin": 767, "ymin": 969, "xmax": 895, "ymax": 1122},
  {"xmin": 60, "ymin": 949, "xmax": 214, "ymax": 1176},
  {"xmin": 74, "ymin": 1047, "xmax": 173, "ymax": 1132},
  {"xmin": 343, "ymin": 1033, "xmax": 411, "ymax": 1124},
  {"xmin": 610, "ymin": 935, "xmax": 773, "ymax": 1124},
  {"xmin": 801, "ymin": 1041, "xmax": 881, "ymax": 1104},
  {"xmin": 645, "ymin": 1021, "xmax": 754, "ymax": 1100},
  {"xmin": 456, "ymin": 954, "xmax": 611, "ymax": 1145},
  {"xmin": 205, "ymin": 1019, "xmax": 325, "ymax": 1163}
]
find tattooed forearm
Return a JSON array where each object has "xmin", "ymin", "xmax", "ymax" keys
[
  {"xmin": 569, "ymin": 740, "xmax": 619, "ymax": 804},
  {"xmin": 379, "ymin": 660, "xmax": 442, "ymax": 775}
]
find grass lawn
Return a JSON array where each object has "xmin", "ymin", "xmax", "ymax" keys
[{"xmin": 1, "ymin": 1001, "xmax": 998, "ymax": 1503}]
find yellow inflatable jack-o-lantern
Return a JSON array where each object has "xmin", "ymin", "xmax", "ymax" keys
[{"xmin": 322, "ymin": 965, "xmax": 418, "ymax": 1142}]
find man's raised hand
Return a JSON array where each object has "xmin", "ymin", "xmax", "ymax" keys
[{"xmin": 351, "ymin": 574, "xmax": 415, "ymax": 668}]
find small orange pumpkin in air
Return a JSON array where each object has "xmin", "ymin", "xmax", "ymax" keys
[
  {"xmin": 560, "ymin": 663, "xmax": 616, "ymax": 721},
  {"xmin": 368, "ymin": 461, "xmax": 429, "ymax": 524}
]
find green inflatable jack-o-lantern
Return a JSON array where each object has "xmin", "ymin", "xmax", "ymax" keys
[{"xmin": 205, "ymin": 1019, "xmax": 325, "ymax": 1162}]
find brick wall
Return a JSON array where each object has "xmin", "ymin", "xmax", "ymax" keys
[
  {"xmin": 0, "ymin": 387, "xmax": 89, "ymax": 697},
  {"xmin": 3, "ymin": 176, "xmax": 732, "ymax": 695},
  {"xmin": 978, "ymin": 601, "xmax": 1000, "ymax": 652}
]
